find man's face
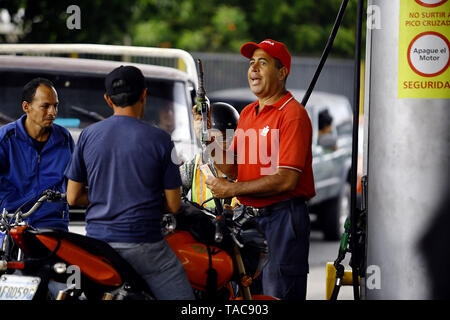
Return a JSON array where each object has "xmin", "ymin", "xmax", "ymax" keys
[
  {"xmin": 210, "ymin": 129, "xmax": 231, "ymax": 149},
  {"xmin": 248, "ymin": 48, "xmax": 284, "ymax": 98},
  {"xmin": 193, "ymin": 106, "xmax": 211, "ymax": 141},
  {"xmin": 23, "ymin": 85, "xmax": 58, "ymax": 129},
  {"xmin": 158, "ymin": 105, "xmax": 175, "ymax": 134}
]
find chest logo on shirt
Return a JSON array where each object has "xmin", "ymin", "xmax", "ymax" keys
[{"xmin": 261, "ymin": 125, "xmax": 270, "ymax": 137}]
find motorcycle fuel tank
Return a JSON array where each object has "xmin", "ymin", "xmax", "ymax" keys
[{"xmin": 166, "ymin": 231, "xmax": 233, "ymax": 291}]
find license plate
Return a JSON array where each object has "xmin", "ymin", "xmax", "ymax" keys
[{"xmin": 0, "ymin": 274, "xmax": 41, "ymax": 300}]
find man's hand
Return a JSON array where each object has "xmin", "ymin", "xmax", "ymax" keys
[
  {"xmin": 205, "ymin": 176, "xmax": 235, "ymax": 199},
  {"xmin": 206, "ymin": 168, "xmax": 301, "ymax": 199}
]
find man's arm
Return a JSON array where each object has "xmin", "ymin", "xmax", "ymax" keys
[
  {"xmin": 164, "ymin": 187, "xmax": 181, "ymax": 213},
  {"xmin": 66, "ymin": 179, "xmax": 89, "ymax": 207},
  {"xmin": 205, "ymin": 168, "xmax": 300, "ymax": 199}
]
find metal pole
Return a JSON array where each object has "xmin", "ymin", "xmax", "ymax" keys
[
  {"xmin": 350, "ymin": 0, "xmax": 365, "ymax": 301},
  {"xmin": 364, "ymin": 0, "xmax": 450, "ymax": 299}
]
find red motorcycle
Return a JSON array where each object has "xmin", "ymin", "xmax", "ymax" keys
[
  {"xmin": 0, "ymin": 190, "xmax": 275, "ymax": 300},
  {"xmin": 0, "ymin": 190, "xmax": 153, "ymax": 300}
]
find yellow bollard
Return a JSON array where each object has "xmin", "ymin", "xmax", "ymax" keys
[{"xmin": 325, "ymin": 262, "xmax": 360, "ymax": 300}]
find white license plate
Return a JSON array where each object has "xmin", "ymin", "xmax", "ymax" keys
[{"xmin": 0, "ymin": 274, "xmax": 41, "ymax": 300}]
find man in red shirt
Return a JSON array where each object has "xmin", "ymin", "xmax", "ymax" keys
[{"xmin": 206, "ymin": 39, "xmax": 315, "ymax": 300}]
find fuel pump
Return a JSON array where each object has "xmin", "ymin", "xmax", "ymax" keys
[
  {"xmin": 317, "ymin": 0, "xmax": 450, "ymax": 300},
  {"xmin": 301, "ymin": 0, "xmax": 366, "ymax": 300}
]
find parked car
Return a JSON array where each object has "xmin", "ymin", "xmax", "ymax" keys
[{"xmin": 209, "ymin": 87, "xmax": 361, "ymax": 240}]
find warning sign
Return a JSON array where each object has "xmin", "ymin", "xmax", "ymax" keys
[
  {"xmin": 415, "ymin": 0, "xmax": 448, "ymax": 8},
  {"xmin": 398, "ymin": 0, "xmax": 450, "ymax": 98},
  {"xmin": 408, "ymin": 31, "xmax": 450, "ymax": 77}
]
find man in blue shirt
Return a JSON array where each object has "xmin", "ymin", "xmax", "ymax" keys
[
  {"xmin": 0, "ymin": 78, "xmax": 74, "ymax": 230},
  {"xmin": 65, "ymin": 65, "xmax": 194, "ymax": 300}
]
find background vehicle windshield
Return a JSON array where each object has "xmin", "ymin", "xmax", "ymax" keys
[{"xmin": 0, "ymin": 70, "xmax": 191, "ymax": 143}]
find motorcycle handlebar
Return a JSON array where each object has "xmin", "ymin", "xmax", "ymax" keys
[
  {"xmin": 4, "ymin": 190, "xmax": 66, "ymax": 219},
  {"xmin": 232, "ymin": 206, "xmax": 255, "ymax": 228},
  {"xmin": 212, "ymin": 205, "xmax": 254, "ymax": 246},
  {"xmin": 179, "ymin": 199, "xmax": 257, "ymax": 247}
]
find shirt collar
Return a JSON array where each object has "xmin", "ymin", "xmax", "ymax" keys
[
  {"xmin": 253, "ymin": 91, "xmax": 293, "ymax": 113},
  {"xmin": 15, "ymin": 114, "xmax": 31, "ymax": 142},
  {"xmin": 273, "ymin": 91, "xmax": 293, "ymax": 111},
  {"xmin": 16, "ymin": 114, "xmax": 60, "ymax": 146}
]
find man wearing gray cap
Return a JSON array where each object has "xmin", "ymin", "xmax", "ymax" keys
[{"xmin": 65, "ymin": 65, "xmax": 194, "ymax": 300}]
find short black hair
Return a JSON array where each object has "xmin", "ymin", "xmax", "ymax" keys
[
  {"xmin": 274, "ymin": 57, "xmax": 288, "ymax": 85},
  {"xmin": 22, "ymin": 78, "xmax": 55, "ymax": 103},
  {"xmin": 274, "ymin": 57, "xmax": 284, "ymax": 69},
  {"xmin": 319, "ymin": 109, "xmax": 333, "ymax": 130}
]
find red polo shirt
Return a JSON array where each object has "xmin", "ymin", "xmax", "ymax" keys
[{"xmin": 230, "ymin": 91, "xmax": 315, "ymax": 208}]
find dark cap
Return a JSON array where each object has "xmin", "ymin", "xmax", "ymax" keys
[{"xmin": 105, "ymin": 65, "xmax": 146, "ymax": 97}]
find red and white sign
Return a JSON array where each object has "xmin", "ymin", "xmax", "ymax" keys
[
  {"xmin": 415, "ymin": 0, "xmax": 448, "ymax": 7},
  {"xmin": 407, "ymin": 31, "xmax": 450, "ymax": 77}
]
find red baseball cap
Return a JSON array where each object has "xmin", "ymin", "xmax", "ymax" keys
[{"xmin": 240, "ymin": 39, "xmax": 291, "ymax": 75}]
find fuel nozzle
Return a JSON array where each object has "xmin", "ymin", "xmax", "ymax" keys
[{"xmin": 195, "ymin": 59, "xmax": 210, "ymax": 148}]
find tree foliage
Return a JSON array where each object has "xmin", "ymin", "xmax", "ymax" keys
[
  {"xmin": 1, "ymin": 0, "xmax": 363, "ymax": 58},
  {"xmin": 0, "ymin": 0, "xmax": 135, "ymax": 44}
]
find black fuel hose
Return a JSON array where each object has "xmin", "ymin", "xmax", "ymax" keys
[{"xmin": 301, "ymin": 0, "xmax": 350, "ymax": 107}]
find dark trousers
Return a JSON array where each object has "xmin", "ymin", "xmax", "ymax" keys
[{"xmin": 255, "ymin": 199, "xmax": 310, "ymax": 300}]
